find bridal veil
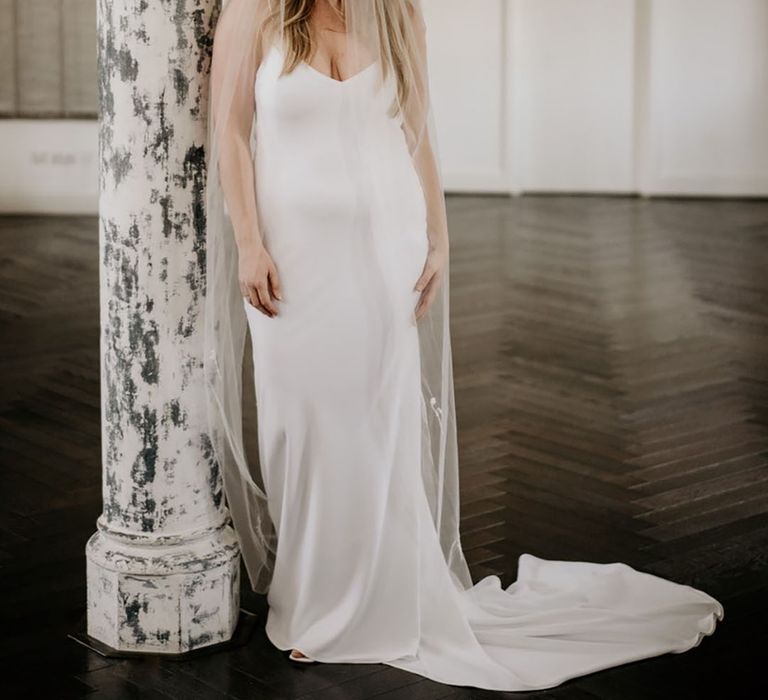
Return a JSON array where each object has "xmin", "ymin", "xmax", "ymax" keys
[{"xmin": 203, "ymin": 0, "xmax": 470, "ymax": 596}]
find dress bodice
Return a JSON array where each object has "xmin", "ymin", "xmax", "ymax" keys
[{"xmin": 252, "ymin": 40, "xmax": 427, "ymax": 251}]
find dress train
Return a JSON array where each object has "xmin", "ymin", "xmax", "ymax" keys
[{"xmin": 244, "ymin": 39, "xmax": 724, "ymax": 692}]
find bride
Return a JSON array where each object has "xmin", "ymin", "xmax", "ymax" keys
[{"xmin": 203, "ymin": 0, "xmax": 723, "ymax": 691}]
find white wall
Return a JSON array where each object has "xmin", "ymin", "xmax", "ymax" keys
[
  {"xmin": 513, "ymin": 0, "xmax": 637, "ymax": 193},
  {"xmin": 640, "ymin": 0, "xmax": 768, "ymax": 196},
  {"xmin": 426, "ymin": 0, "xmax": 768, "ymax": 196},
  {"xmin": 2, "ymin": 0, "xmax": 767, "ymax": 213},
  {"xmin": 423, "ymin": 0, "xmax": 511, "ymax": 192}
]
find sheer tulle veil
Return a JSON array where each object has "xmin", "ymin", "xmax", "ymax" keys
[{"xmin": 203, "ymin": 0, "xmax": 471, "ymax": 595}]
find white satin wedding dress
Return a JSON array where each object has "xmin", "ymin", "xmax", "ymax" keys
[{"xmin": 242, "ymin": 40, "xmax": 723, "ymax": 692}]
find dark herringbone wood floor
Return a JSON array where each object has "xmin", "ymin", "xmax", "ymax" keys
[{"xmin": 1, "ymin": 196, "xmax": 766, "ymax": 699}]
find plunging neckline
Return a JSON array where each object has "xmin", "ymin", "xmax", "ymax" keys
[
  {"xmin": 265, "ymin": 41, "xmax": 378, "ymax": 86},
  {"xmin": 300, "ymin": 57, "xmax": 378, "ymax": 85}
]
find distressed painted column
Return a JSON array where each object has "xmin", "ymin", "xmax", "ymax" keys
[{"xmin": 85, "ymin": 0, "xmax": 240, "ymax": 654}]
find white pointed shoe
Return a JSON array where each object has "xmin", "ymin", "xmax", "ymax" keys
[{"xmin": 289, "ymin": 649, "xmax": 316, "ymax": 664}]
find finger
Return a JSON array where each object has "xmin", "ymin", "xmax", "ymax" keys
[
  {"xmin": 247, "ymin": 287, "xmax": 264, "ymax": 313},
  {"xmin": 257, "ymin": 283, "xmax": 277, "ymax": 316},
  {"xmin": 414, "ymin": 263, "xmax": 435, "ymax": 293},
  {"xmin": 414, "ymin": 283, "xmax": 432, "ymax": 320},
  {"xmin": 268, "ymin": 267, "xmax": 283, "ymax": 301},
  {"xmin": 256, "ymin": 283, "xmax": 278, "ymax": 316},
  {"xmin": 415, "ymin": 292, "xmax": 435, "ymax": 320},
  {"xmin": 252, "ymin": 296, "xmax": 270, "ymax": 317},
  {"xmin": 415, "ymin": 277, "xmax": 439, "ymax": 321}
]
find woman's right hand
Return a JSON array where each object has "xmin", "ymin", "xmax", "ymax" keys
[{"xmin": 238, "ymin": 239, "xmax": 282, "ymax": 317}]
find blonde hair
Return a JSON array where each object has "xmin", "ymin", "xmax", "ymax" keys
[{"xmin": 262, "ymin": 0, "xmax": 420, "ymax": 117}]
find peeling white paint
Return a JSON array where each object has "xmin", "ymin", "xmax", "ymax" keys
[{"xmin": 86, "ymin": 0, "xmax": 240, "ymax": 653}]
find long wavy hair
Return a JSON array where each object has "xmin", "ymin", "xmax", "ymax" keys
[{"xmin": 262, "ymin": 0, "xmax": 421, "ymax": 118}]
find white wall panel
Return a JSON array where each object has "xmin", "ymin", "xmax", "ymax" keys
[
  {"xmin": 513, "ymin": 0, "xmax": 637, "ymax": 193},
  {"xmin": 642, "ymin": 0, "xmax": 768, "ymax": 196},
  {"xmin": 423, "ymin": 0, "xmax": 512, "ymax": 192}
]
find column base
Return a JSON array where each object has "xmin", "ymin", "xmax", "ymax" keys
[
  {"xmin": 70, "ymin": 608, "xmax": 258, "ymax": 660},
  {"xmin": 85, "ymin": 521, "xmax": 241, "ymax": 654}
]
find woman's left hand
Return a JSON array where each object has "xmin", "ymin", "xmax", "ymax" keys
[{"xmin": 414, "ymin": 237, "xmax": 448, "ymax": 321}]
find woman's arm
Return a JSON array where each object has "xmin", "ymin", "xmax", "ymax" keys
[
  {"xmin": 210, "ymin": 7, "xmax": 281, "ymax": 317},
  {"xmin": 405, "ymin": 3, "xmax": 449, "ymax": 321}
]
